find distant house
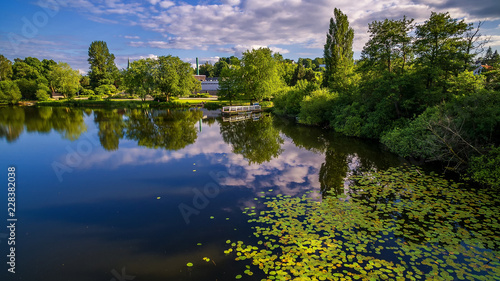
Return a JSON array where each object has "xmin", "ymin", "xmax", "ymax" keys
[
  {"xmin": 193, "ymin": 75, "xmax": 206, "ymax": 81},
  {"xmin": 193, "ymin": 75, "xmax": 219, "ymax": 95},
  {"xmin": 473, "ymin": 65, "xmax": 492, "ymax": 75},
  {"xmin": 201, "ymin": 78, "xmax": 219, "ymax": 94}
]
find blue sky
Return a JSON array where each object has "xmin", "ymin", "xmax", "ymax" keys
[{"xmin": 1, "ymin": 0, "xmax": 499, "ymax": 74}]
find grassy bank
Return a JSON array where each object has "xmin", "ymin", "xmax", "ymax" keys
[{"xmin": 34, "ymin": 98, "xmax": 273, "ymax": 110}]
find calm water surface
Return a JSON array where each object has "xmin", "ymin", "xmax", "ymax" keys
[{"xmin": 0, "ymin": 106, "xmax": 483, "ymax": 280}]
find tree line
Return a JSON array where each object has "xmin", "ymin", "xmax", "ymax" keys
[
  {"xmin": 0, "ymin": 41, "xmax": 204, "ymax": 104},
  {"xmin": 274, "ymin": 9, "xmax": 500, "ymax": 189}
]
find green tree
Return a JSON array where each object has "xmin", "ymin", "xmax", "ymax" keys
[
  {"xmin": 414, "ymin": 12, "xmax": 471, "ymax": 92},
  {"xmin": 361, "ymin": 17, "xmax": 414, "ymax": 74},
  {"xmin": 213, "ymin": 59, "xmax": 229, "ymax": 77},
  {"xmin": 0, "ymin": 80, "xmax": 22, "ymax": 104},
  {"xmin": 290, "ymin": 64, "xmax": 316, "ymax": 86},
  {"xmin": 41, "ymin": 59, "xmax": 57, "ymax": 78},
  {"xmin": 23, "ymin": 57, "xmax": 44, "ymax": 74},
  {"xmin": 12, "ymin": 61, "xmax": 41, "ymax": 80},
  {"xmin": 199, "ymin": 61, "xmax": 215, "ymax": 77},
  {"xmin": 323, "ymin": 8, "xmax": 355, "ymax": 93},
  {"xmin": 87, "ymin": 41, "xmax": 118, "ymax": 88},
  {"xmin": 239, "ymin": 47, "xmax": 284, "ymax": 102},
  {"xmin": 124, "ymin": 58, "xmax": 157, "ymax": 101},
  {"xmin": 48, "ymin": 62, "xmax": 80, "ymax": 98},
  {"xmin": 218, "ymin": 65, "xmax": 241, "ymax": 105},
  {"xmin": 154, "ymin": 55, "xmax": 200, "ymax": 102},
  {"xmin": 0, "ymin": 55, "xmax": 13, "ymax": 81}
]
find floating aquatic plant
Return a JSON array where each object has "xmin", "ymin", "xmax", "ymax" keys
[{"xmin": 226, "ymin": 166, "xmax": 500, "ymax": 280}]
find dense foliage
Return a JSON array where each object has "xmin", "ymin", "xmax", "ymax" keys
[{"xmin": 273, "ymin": 9, "xmax": 500, "ymax": 188}]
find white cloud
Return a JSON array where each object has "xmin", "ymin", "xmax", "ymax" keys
[
  {"xmin": 159, "ymin": 1, "xmax": 175, "ymax": 9},
  {"xmin": 124, "ymin": 35, "xmax": 140, "ymax": 39},
  {"xmin": 32, "ymin": 0, "xmax": 500, "ymax": 58}
]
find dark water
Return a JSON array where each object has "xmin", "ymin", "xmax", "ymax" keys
[{"xmin": 0, "ymin": 106, "xmax": 406, "ymax": 280}]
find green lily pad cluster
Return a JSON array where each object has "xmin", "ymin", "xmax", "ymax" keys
[{"xmin": 226, "ymin": 166, "xmax": 500, "ymax": 280}]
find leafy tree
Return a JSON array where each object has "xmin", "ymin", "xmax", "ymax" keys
[
  {"xmin": 279, "ymin": 61, "xmax": 297, "ymax": 86},
  {"xmin": 313, "ymin": 57, "xmax": 325, "ymax": 71},
  {"xmin": 41, "ymin": 59, "xmax": 57, "ymax": 78},
  {"xmin": 361, "ymin": 16, "xmax": 414, "ymax": 74},
  {"xmin": 213, "ymin": 59, "xmax": 229, "ymax": 77},
  {"xmin": 0, "ymin": 55, "xmax": 13, "ymax": 81},
  {"xmin": 87, "ymin": 41, "xmax": 118, "ymax": 88},
  {"xmin": 12, "ymin": 61, "xmax": 41, "ymax": 80},
  {"xmin": 23, "ymin": 57, "xmax": 44, "ymax": 74},
  {"xmin": 290, "ymin": 64, "xmax": 316, "ymax": 86},
  {"xmin": 124, "ymin": 58, "xmax": 157, "ymax": 101},
  {"xmin": 47, "ymin": 62, "xmax": 80, "ymax": 98},
  {"xmin": 239, "ymin": 47, "xmax": 284, "ymax": 102},
  {"xmin": 0, "ymin": 80, "xmax": 22, "ymax": 104},
  {"xmin": 80, "ymin": 75, "xmax": 90, "ymax": 89},
  {"xmin": 218, "ymin": 65, "xmax": 241, "ymax": 105},
  {"xmin": 199, "ymin": 61, "xmax": 215, "ymax": 77},
  {"xmin": 15, "ymin": 78, "xmax": 39, "ymax": 100},
  {"xmin": 154, "ymin": 55, "xmax": 200, "ymax": 102},
  {"xmin": 323, "ymin": 8, "xmax": 355, "ymax": 93},
  {"xmin": 414, "ymin": 12, "xmax": 471, "ymax": 92}
]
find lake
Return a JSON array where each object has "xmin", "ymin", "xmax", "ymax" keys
[{"xmin": 0, "ymin": 106, "xmax": 498, "ymax": 280}]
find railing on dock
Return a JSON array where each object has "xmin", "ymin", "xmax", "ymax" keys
[
  {"xmin": 221, "ymin": 105, "xmax": 262, "ymax": 114},
  {"xmin": 222, "ymin": 113, "xmax": 261, "ymax": 123}
]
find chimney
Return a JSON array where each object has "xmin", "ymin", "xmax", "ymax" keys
[{"xmin": 196, "ymin": 57, "xmax": 199, "ymax": 75}]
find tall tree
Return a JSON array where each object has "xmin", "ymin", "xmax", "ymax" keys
[
  {"xmin": 323, "ymin": 8, "xmax": 355, "ymax": 93},
  {"xmin": 0, "ymin": 55, "xmax": 13, "ymax": 81},
  {"xmin": 239, "ymin": 47, "xmax": 284, "ymax": 102},
  {"xmin": 361, "ymin": 16, "xmax": 414, "ymax": 74},
  {"xmin": 218, "ymin": 65, "xmax": 241, "ymax": 105},
  {"xmin": 414, "ymin": 12, "xmax": 471, "ymax": 91},
  {"xmin": 47, "ymin": 62, "xmax": 80, "ymax": 98},
  {"xmin": 87, "ymin": 41, "xmax": 118, "ymax": 88}
]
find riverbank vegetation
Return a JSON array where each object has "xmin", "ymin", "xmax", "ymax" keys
[
  {"xmin": 0, "ymin": 9, "xmax": 498, "ymax": 187},
  {"xmin": 273, "ymin": 9, "xmax": 500, "ymax": 188}
]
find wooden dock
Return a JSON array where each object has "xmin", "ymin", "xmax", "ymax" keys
[{"xmin": 221, "ymin": 105, "xmax": 262, "ymax": 115}]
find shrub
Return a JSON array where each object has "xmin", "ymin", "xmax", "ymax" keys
[
  {"xmin": 88, "ymin": 95, "xmax": 103, "ymax": 101},
  {"xmin": 298, "ymin": 88, "xmax": 336, "ymax": 125},
  {"xmin": 0, "ymin": 80, "xmax": 22, "ymax": 104},
  {"xmin": 35, "ymin": 89, "xmax": 50, "ymax": 101},
  {"xmin": 94, "ymin": 84, "xmax": 117, "ymax": 96},
  {"xmin": 381, "ymin": 108, "xmax": 440, "ymax": 159},
  {"xmin": 468, "ymin": 146, "xmax": 500, "ymax": 189},
  {"xmin": 80, "ymin": 89, "xmax": 95, "ymax": 96},
  {"xmin": 274, "ymin": 80, "xmax": 319, "ymax": 116}
]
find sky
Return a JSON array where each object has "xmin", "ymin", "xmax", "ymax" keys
[{"xmin": 1, "ymin": 0, "xmax": 499, "ymax": 74}]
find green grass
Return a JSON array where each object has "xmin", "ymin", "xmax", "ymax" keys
[{"xmin": 32, "ymin": 97, "xmax": 273, "ymax": 110}]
